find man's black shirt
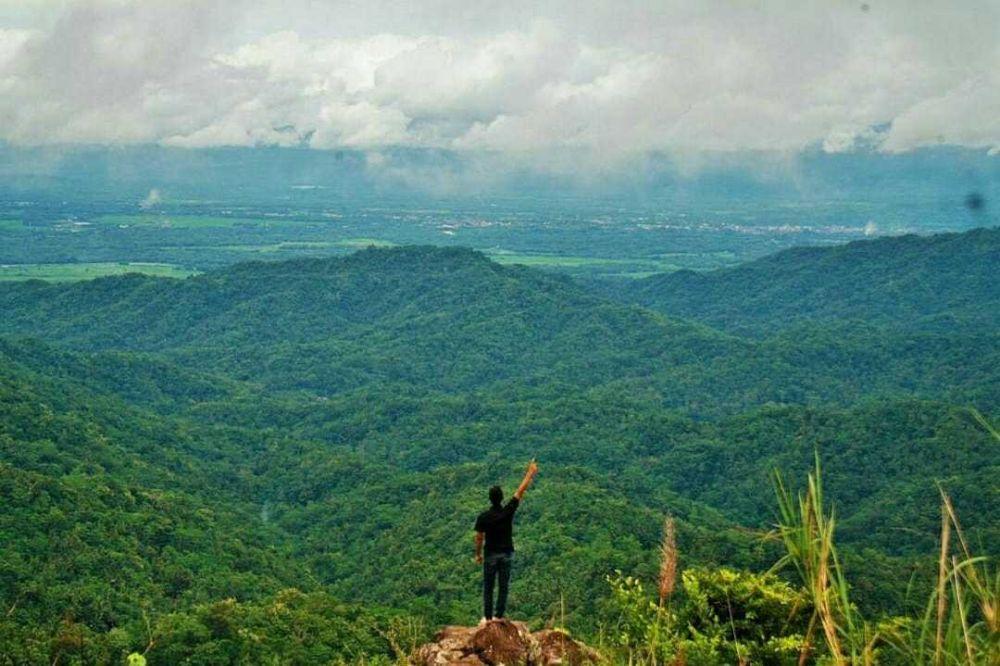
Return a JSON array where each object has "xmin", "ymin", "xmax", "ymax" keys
[{"xmin": 474, "ymin": 498, "xmax": 520, "ymax": 554}]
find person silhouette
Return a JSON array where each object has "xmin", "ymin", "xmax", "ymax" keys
[{"xmin": 474, "ymin": 459, "xmax": 539, "ymax": 622}]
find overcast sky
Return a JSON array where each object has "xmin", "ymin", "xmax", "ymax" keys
[{"xmin": 0, "ymin": 0, "xmax": 997, "ymax": 162}]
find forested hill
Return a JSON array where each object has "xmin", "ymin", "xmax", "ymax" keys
[
  {"xmin": 0, "ymin": 245, "xmax": 719, "ymax": 355},
  {"xmin": 0, "ymin": 243, "xmax": 996, "ymax": 412},
  {"xmin": 0, "ymin": 246, "xmax": 589, "ymax": 348},
  {"xmin": 1, "ymin": 232, "xmax": 998, "ymax": 662},
  {"xmin": 611, "ymin": 227, "xmax": 1000, "ymax": 336},
  {"xmin": 0, "ymin": 246, "xmax": 741, "ymax": 399},
  {"xmin": 2, "ymin": 334, "xmax": 996, "ymax": 657}
]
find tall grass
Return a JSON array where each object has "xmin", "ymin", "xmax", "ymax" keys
[
  {"xmin": 771, "ymin": 408, "xmax": 999, "ymax": 664},
  {"xmin": 599, "ymin": 408, "xmax": 997, "ymax": 665},
  {"xmin": 885, "ymin": 487, "xmax": 999, "ymax": 666},
  {"xmin": 886, "ymin": 410, "xmax": 999, "ymax": 665},
  {"xmin": 658, "ymin": 516, "xmax": 678, "ymax": 607},
  {"xmin": 771, "ymin": 453, "xmax": 876, "ymax": 665}
]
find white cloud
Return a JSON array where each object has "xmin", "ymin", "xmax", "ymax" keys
[
  {"xmin": 0, "ymin": 0, "xmax": 997, "ymax": 160},
  {"xmin": 139, "ymin": 188, "xmax": 161, "ymax": 209},
  {"xmin": 0, "ymin": 27, "xmax": 31, "ymax": 62},
  {"xmin": 881, "ymin": 70, "xmax": 1000, "ymax": 152}
]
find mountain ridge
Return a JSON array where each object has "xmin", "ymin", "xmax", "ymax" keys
[
  {"xmin": 610, "ymin": 226, "xmax": 1000, "ymax": 335},
  {"xmin": 0, "ymin": 237, "xmax": 995, "ymax": 412}
]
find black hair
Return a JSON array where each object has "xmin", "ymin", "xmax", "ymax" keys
[{"xmin": 489, "ymin": 485, "xmax": 503, "ymax": 508}]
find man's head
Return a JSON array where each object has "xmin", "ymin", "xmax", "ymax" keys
[{"xmin": 489, "ymin": 485, "xmax": 503, "ymax": 508}]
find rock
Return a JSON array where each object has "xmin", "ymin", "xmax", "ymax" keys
[
  {"xmin": 534, "ymin": 630, "xmax": 599, "ymax": 665},
  {"xmin": 413, "ymin": 626, "xmax": 479, "ymax": 665},
  {"xmin": 470, "ymin": 620, "xmax": 535, "ymax": 665},
  {"xmin": 411, "ymin": 621, "xmax": 599, "ymax": 666}
]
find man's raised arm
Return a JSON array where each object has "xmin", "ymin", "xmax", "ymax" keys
[{"xmin": 513, "ymin": 459, "xmax": 539, "ymax": 501}]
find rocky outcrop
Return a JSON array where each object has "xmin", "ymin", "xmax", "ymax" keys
[
  {"xmin": 412, "ymin": 620, "xmax": 599, "ymax": 665},
  {"xmin": 533, "ymin": 630, "xmax": 599, "ymax": 665}
]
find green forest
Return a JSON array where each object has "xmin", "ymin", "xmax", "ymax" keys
[{"xmin": 0, "ymin": 228, "xmax": 997, "ymax": 664}]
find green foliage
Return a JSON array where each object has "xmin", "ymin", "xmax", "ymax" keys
[
  {"xmin": 618, "ymin": 227, "xmax": 1000, "ymax": 336},
  {"xmin": 0, "ymin": 589, "xmax": 394, "ymax": 665},
  {"xmin": 0, "ymin": 262, "xmax": 197, "ymax": 282},
  {"xmin": 0, "ymin": 238, "xmax": 995, "ymax": 663},
  {"xmin": 771, "ymin": 455, "xmax": 999, "ymax": 666},
  {"xmin": 0, "ymin": 243, "xmax": 995, "ymax": 414},
  {"xmin": 682, "ymin": 568, "xmax": 810, "ymax": 657},
  {"xmin": 148, "ymin": 590, "xmax": 393, "ymax": 665},
  {"xmin": 600, "ymin": 568, "xmax": 810, "ymax": 665}
]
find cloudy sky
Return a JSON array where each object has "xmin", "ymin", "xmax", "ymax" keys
[{"xmin": 0, "ymin": 0, "xmax": 997, "ymax": 161}]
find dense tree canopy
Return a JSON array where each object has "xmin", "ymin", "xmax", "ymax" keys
[{"xmin": 0, "ymin": 229, "xmax": 996, "ymax": 663}]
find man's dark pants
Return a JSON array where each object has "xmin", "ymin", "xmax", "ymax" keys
[{"xmin": 483, "ymin": 552, "xmax": 513, "ymax": 619}]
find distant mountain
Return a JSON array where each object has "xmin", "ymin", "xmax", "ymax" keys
[
  {"xmin": 0, "ymin": 246, "xmax": 740, "ymax": 393},
  {"xmin": 611, "ymin": 227, "xmax": 1000, "ymax": 335},
  {"xmin": 1, "ymin": 243, "xmax": 995, "ymax": 413},
  {"xmin": 0, "ymin": 246, "xmax": 661, "ymax": 347}
]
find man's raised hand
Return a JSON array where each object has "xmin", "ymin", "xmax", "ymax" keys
[{"xmin": 514, "ymin": 459, "xmax": 538, "ymax": 500}]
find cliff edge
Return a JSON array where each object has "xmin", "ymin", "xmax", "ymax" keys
[{"xmin": 412, "ymin": 620, "xmax": 599, "ymax": 665}]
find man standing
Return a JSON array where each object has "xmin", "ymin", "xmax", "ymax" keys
[{"xmin": 474, "ymin": 459, "xmax": 539, "ymax": 622}]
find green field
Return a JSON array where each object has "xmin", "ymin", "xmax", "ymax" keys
[
  {"xmin": 208, "ymin": 242, "xmax": 338, "ymax": 252},
  {"xmin": 0, "ymin": 262, "xmax": 199, "ymax": 281},
  {"xmin": 335, "ymin": 237, "xmax": 397, "ymax": 248},
  {"xmin": 95, "ymin": 214, "xmax": 303, "ymax": 229},
  {"xmin": 225, "ymin": 238, "xmax": 395, "ymax": 251},
  {"xmin": 0, "ymin": 219, "xmax": 24, "ymax": 231},
  {"xmin": 486, "ymin": 251, "xmax": 679, "ymax": 272}
]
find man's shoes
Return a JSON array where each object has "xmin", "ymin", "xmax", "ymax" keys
[{"xmin": 478, "ymin": 617, "xmax": 507, "ymax": 626}]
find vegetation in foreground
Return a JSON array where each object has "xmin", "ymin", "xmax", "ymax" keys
[
  {"xmin": 599, "ymin": 429, "xmax": 999, "ymax": 665},
  {"xmin": 5, "ymin": 450, "xmax": 994, "ymax": 664}
]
